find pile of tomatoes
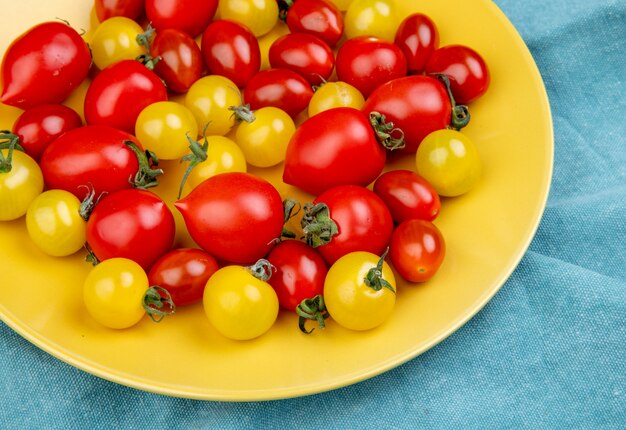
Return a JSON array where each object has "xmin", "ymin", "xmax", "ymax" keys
[{"xmin": 0, "ymin": 0, "xmax": 490, "ymax": 339}]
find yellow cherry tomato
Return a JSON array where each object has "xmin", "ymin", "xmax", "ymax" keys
[
  {"xmin": 185, "ymin": 75, "xmax": 242, "ymax": 136},
  {"xmin": 218, "ymin": 0, "xmax": 279, "ymax": 37},
  {"xmin": 234, "ymin": 107, "xmax": 295, "ymax": 168},
  {"xmin": 415, "ymin": 129, "xmax": 482, "ymax": 197},
  {"xmin": 203, "ymin": 262, "xmax": 279, "ymax": 340},
  {"xmin": 0, "ymin": 148, "xmax": 43, "ymax": 221},
  {"xmin": 135, "ymin": 101, "xmax": 199, "ymax": 160},
  {"xmin": 26, "ymin": 190, "xmax": 86, "ymax": 257},
  {"xmin": 90, "ymin": 17, "xmax": 145, "ymax": 70},
  {"xmin": 308, "ymin": 81, "xmax": 365, "ymax": 117},
  {"xmin": 324, "ymin": 251, "xmax": 396, "ymax": 331},
  {"xmin": 344, "ymin": 0, "xmax": 399, "ymax": 41}
]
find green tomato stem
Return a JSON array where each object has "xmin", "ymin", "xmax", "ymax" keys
[
  {"xmin": 143, "ymin": 286, "xmax": 176, "ymax": 322},
  {"xmin": 0, "ymin": 131, "xmax": 23, "ymax": 173},
  {"xmin": 301, "ymin": 202, "xmax": 339, "ymax": 248},
  {"xmin": 296, "ymin": 294, "xmax": 330, "ymax": 334},
  {"xmin": 369, "ymin": 112, "xmax": 406, "ymax": 151},
  {"xmin": 125, "ymin": 140, "xmax": 164, "ymax": 190},
  {"xmin": 281, "ymin": 198, "xmax": 302, "ymax": 239},
  {"xmin": 178, "ymin": 131, "xmax": 210, "ymax": 199},
  {"xmin": 229, "ymin": 104, "xmax": 256, "ymax": 124},
  {"xmin": 434, "ymin": 74, "xmax": 471, "ymax": 130},
  {"xmin": 135, "ymin": 24, "xmax": 160, "ymax": 71},
  {"xmin": 364, "ymin": 248, "xmax": 395, "ymax": 293},
  {"xmin": 247, "ymin": 259, "xmax": 276, "ymax": 282}
]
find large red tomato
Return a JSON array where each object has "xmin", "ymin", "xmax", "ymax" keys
[
  {"xmin": 145, "ymin": 0, "xmax": 218, "ymax": 38},
  {"xmin": 152, "ymin": 28, "xmax": 204, "ymax": 93},
  {"xmin": 0, "ymin": 22, "xmax": 91, "ymax": 109},
  {"xmin": 243, "ymin": 69, "xmax": 313, "ymax": 118},
  {"xmin": 175, "ymin": 172, "xmax": 284, "ymax": 264},
  {"xmin": 283, "ymin": 107, "xmax": 386, "ymax": 196}
]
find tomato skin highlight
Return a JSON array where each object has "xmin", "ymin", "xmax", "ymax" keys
[
  {"xmin": 285, "ymin": 0, "xmax": 344, "ymax": 47},
  {"xmin": 145, "ymin": 0, "xmax": 218, "ymax": 38},
  {"xmin": 389, "ymin": 219, "xmax": 445, "ymax": 283},
  {"xmin": 0, "ymin": 22, "xmax": 91, "ymax": 109},
  {"xmin": 151, "ymin": 28, "xmax": 204, "ymax": 93},
  {"xmin": 244, "ymin": 69, "xmax": 314, "ymax": 118},
  {"xmin": 283, "ymin": 107, "xmax": 385, "ymax": 196},
  {"xmin": 95, "ymin": 0, "xmax": 145, "ymax": 22},
  {"xmin": 394, "ymin": 13, "xmax": 439, "ymax": 75},
  {"xmin": 373, "ymin": 170, "xmax": 440, "ymax": 223},
  {"xmin": 268, "ymin": 33, "xmax": 335, "ymax": 86},
  {"xmin": 175, "ymin": 172, "xmax": 284, "ymax": 265}
]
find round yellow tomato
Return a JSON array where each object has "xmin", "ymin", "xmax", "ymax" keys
[
  {"xmin": 185, "ymin": 75, "xmax": 242, "ymax": 137},
  {"xmin": 308, "ymin": 81, "xmax": 365, "ymax": 117},
  {"xmin": 90, "ymin": 16, "xmax": 145, "ymax": 70},
  {"xmin": 344, "ymin": 0, "xmax": 399, "ymax": 41},
  {"xmin": 0, "ymin": 149, "xmax": 43, "ymax": 221},
  {"xmin": 26, "ymin": 190, "xmax": 86, "ymax": 257},
  {"xmin": 218, "ymin": 0, "xmax": 279, "ymax": 37}
]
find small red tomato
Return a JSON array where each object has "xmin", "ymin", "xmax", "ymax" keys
[
  {"xmin": 284, "ymin": 0, "xmax": 344, "ymax": 47},
  {"xmin": 87, "ymin": 189, "xmax": 176, "ymax": 270},
  {"xmin": 373, "ymin": 170, "xmax": 440, "ymax": 223},
  {"xmin": 0, "ymin": 22, "xmax": 91, "ymax": 109},
  {"xmin": 201, "ymin": 20, "xmax": 261, "ymax": 88},
  {"xmin": 394, "ymin": 13, "xmax": 439, "ymax": 74},
  {"xmin": 389, "ymin": 219, "xmax": 445, "ymax": 282},
  {"xmin": 269, "ymin": 33, "xmax": 334, "ymax": 86},
  {"xmin": 145, "ymin": 0, "xmax": 218, "ymax": 38},
  {"xmin": 148, "ymin": 248, "xmax": 219, "ymax": 306},
  {"xmin": 425, "ymin": 45, "xmax": 490, "ymax": 104},
  {"xmin": 84, "ymin": 60, "xmax": 168, "ymax": 133},
  {"xmin": 335, "ymin": 36, "xmax": 407, "ymax": 98},
  {"xmin": 244, "ymin": 69, "xmax": 313, "ymax": 118},
  {"xmin": 12, "ymin": 104, "xmax": 82, "ymax": 161},
  {"xmin": 151, "ymin": 28, "xmax": 204, "ymax": 93},
  {"xmin": 95, "ymin": 0, "xmax": 145, "ymax": 21},
  {"xmin": 266, "ymin": 240, "xmax": 328, "ymax": 311}
]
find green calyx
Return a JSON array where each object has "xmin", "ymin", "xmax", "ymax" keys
[
  {"xmin": 296, "ymin": 295, "xmax": 330, "ymax": 334},
  {"xmin": 364, "ymin": 248, "xmax": 395, "ymax": 293},
  {"xmin": 143, "ymin": 286, "xmax": 176, "ymax": 322},
  {"xmin": 135, "ymin": 25, "xmax": 160, "ymax": 70},
  {"xmin": 84, "ymin": 243, "xmax": 100, "ymax": 267},
  {"xmin": 247, "ymin": 259, "xmax": 276, "ymax": 282},
  {"xmin": 369, "ymin": 112, "xmax": 406, "ymax": 151},
  {"xmin": 229, "ymin": 104, "xmax": 256, "ymax": 124},
  {"xmin": 281, "ymin": 198, "xmax": 302, "ymax": 239},
  {"xmin": 125, "ymin": 140, "xmax": 163, "ymax": 190},
  {"xmin": 0, "ymin": 131, "xmax": 23, "ymax": 173},
  {"xmin": 277, "ymin": 0, "xmax": 295, "ymax": 21},
  {"xmin": 77, "ymin": 184, "xmax": 104, "ymax": 221},
  {"xmin": 301, "ymin": 203, "xmax": 339, "ymax": 248},
  {"xmin": 178, "ymin": 131, "xmax": 210, "ymax": 199},
  {"xmin": 434, "ymin": 73, "xmax": 471, "ymax": 130}
]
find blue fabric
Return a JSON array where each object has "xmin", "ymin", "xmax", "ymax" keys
[{"xmin": 2, "ymin": 1, "xmax": 625, "ymax": 428}]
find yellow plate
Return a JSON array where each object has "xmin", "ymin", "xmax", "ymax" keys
[{"xmin": 0, "ymin": 0, "xmax": 553, "ymax": 400}]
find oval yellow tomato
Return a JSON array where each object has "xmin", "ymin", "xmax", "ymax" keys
[
  {"xmin": 90, "ymin": 16, "xmax": 145, "ymax": 70},
  {"xmin": 185, "ymin": 75, "xmax": 242, "ymax": 137}
]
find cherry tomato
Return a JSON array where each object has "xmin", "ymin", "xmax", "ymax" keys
[
  {"xmin": 269, "ymin": 33, "xmax": 335, "ymax": 86},
  {"xmin": 203, "ymin": 262, "xmax": 279, "ymax": 340},
  {"xmin": 175, "ymin": 172, "xmax": 284, "ymax": 264},
  {"xmin": 234, "ymin": 107, "xmax": 295, "ymax": 168},
  {"xmin": 201, "ymin": 20, "xmax": 261, "ymax": 88},
  {"xmin": 335, "ymin": 36, "xmax": 407, "ymax": 98},
  {"xmin": 151, "ymin": 28, "xmax": 204, "ymax": 93},
  {"xmin": 1, "ymin": 22, "xmax": 91, "ymax": 109},
  {"xmin": 425, "ymin": 45, "xmax": 490, "ymax": 104},
  {"xmin": 95, "ymin": 0, "xmax": 145, "ymax": 22},
  {"xmin": 86, "ymin": 189, "xmax": 176, "ymax": 270},
  {"xmin": 389, "ymin": 219, "xmax": 445, "ymax": 282},
  {"xmin": 145, "ymin": 0, "xmax": 218, "ymax": 38},
  {"xmin": 344, "ymin": 0, "xmax": 398, "ymax": 41},
  {"xmin": 218, "ymin": 0, "xmax": 278, "ymax": 38},
  {"xmin": 362, "ymin": 75, "xmax": 451, "ymax": 153},
  {"xmin": 394, "ymin": 13, "xmax": 439, "ymax": 75},
  {"xmin": 324, "ymin": 251, "xmax": 396, "ymax": 331},
  {"xmin": 84, "ymin": 60, "xmax": 168, "ymax": 134},
  {"xmin": 39, "ymin": 125, "xmax": 145, "ymax": 200},
  {"xmin": 25, "ymin": 190, "xmax": 86, "ymax": 257},
  {"xmin": 12, "ymin": 104, "xmax": 82, "ymax": 161},
  {"xmin": 373, "ymin": 170, "xmax": 440, "ymax": 223},
  {"xmin": 244, "ymin": 69, "xmax": 314, "ymax": 118},
  {"xmin": 90, "ymin": 17, "xmax": 145, "ymax": 70},
  {"xmin": 304, "ymin": 185, "xmax": 393, "ymax": 265},
  {"xmin": 307, "ymin": 81, "xmax": 364, "ymax": 117},
  {"xmin": 415, "ymin": 129, "xmax": 481, "ymax": 197},
  {"xmin": 283, "ymin": 107, "xmax": 385, "ymax": 195},
  {"xmin": 135, "ymin": 101, "xmax": 199, "ymax": 160},
  {"xmin": 0, "ymin": 146, "xmax": 43, "ymax": 221},
  {"xmin": 148, "ymin": 248, "xmax": 218, "ymax": 306},
  {"xmin": 266, "ymin": 240, "xmax": 327, "ymax": 312},
  {"xmin": 284, "ymin": 0, "xmax": 344, "ymax": 47},
  {"xmin": 184, "ymin": 75, "xmax": 242, "ymax": 136}
]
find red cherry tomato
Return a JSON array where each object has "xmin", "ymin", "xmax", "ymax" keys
[
  {"xmin": 394, "ymin": 13, "xmax": 439, "ymax": 75},
  {"xmin": 0, "ymin": 22, "xmax": 91, "ymax": 109},
  {"xmin": 95, "ymin": 0, "xmax": 145, "ymax": 21},
  {"xmin": 145, "ymin": 0, "xmax": 218, "ymax": 38},
  {"xmin": 306, "ymin": 185, "xmax": 393, "ymax": 265},
  {"xmin": 39, "ymin": 125, "xmax": 143, "ymax": 200},
  {"xmin": 12, "ymin": 104, "xmax": 82, "ymax": 161},
  {"xmin": 148, "ymin": 248, "xmax": 219, "ymax": 306},
  {"xmin": 84, "ymin": 60, "xmax": 168, "ymax": 133},
  {"xmin": 266, "ymin": 240, "xmax": 328, "ymax": 311},
  {"xmin": 269, "ymin": 33, "xmax": 334, "ymax": 86},
  {"xmin": 244, "ymin": 69, "xmax": 313, "ymax": 118},
  {"xmin": 285, "ymin": 0, "xmax": 344, "ymax": 47},
  {"xmin": 201, "ymin": 20, "xmax": 261, "ymax": 88},
  {"xmin": 389, "ymin": 219, "xmax": 445, "ymax": 282},
  {"xmin": 283, "ymin": 107, "xmax": 385, "ymax": 195},
  {"xmin": 362, "ymin": 75, "xmax": 451, "ymax": 153},
  {"xmin": 87, "ymin": 189, "xmax": 176, "ymax": 270},
  {"xmin": 175, "ymin": 172, "xmax": 284, "ymax": 265},
  {"xmin": 335, "ymin": 36, "xmax": 407, "ymax": 98},
  {"xmin": 373, "ymin": 169, "xmax": 440, "ymax": 223},
  {"xmin": 425, "ymin": 44, "xmax": 490, "ymax": 104},
  {"xmin": 151, "ymin": 28, "xmax": 204, "ymax": 93}
]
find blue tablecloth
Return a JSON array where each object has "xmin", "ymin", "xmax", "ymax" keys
[{"xmin": 1, "ymin": 0, "xmax": 624, "ymax": 428}]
